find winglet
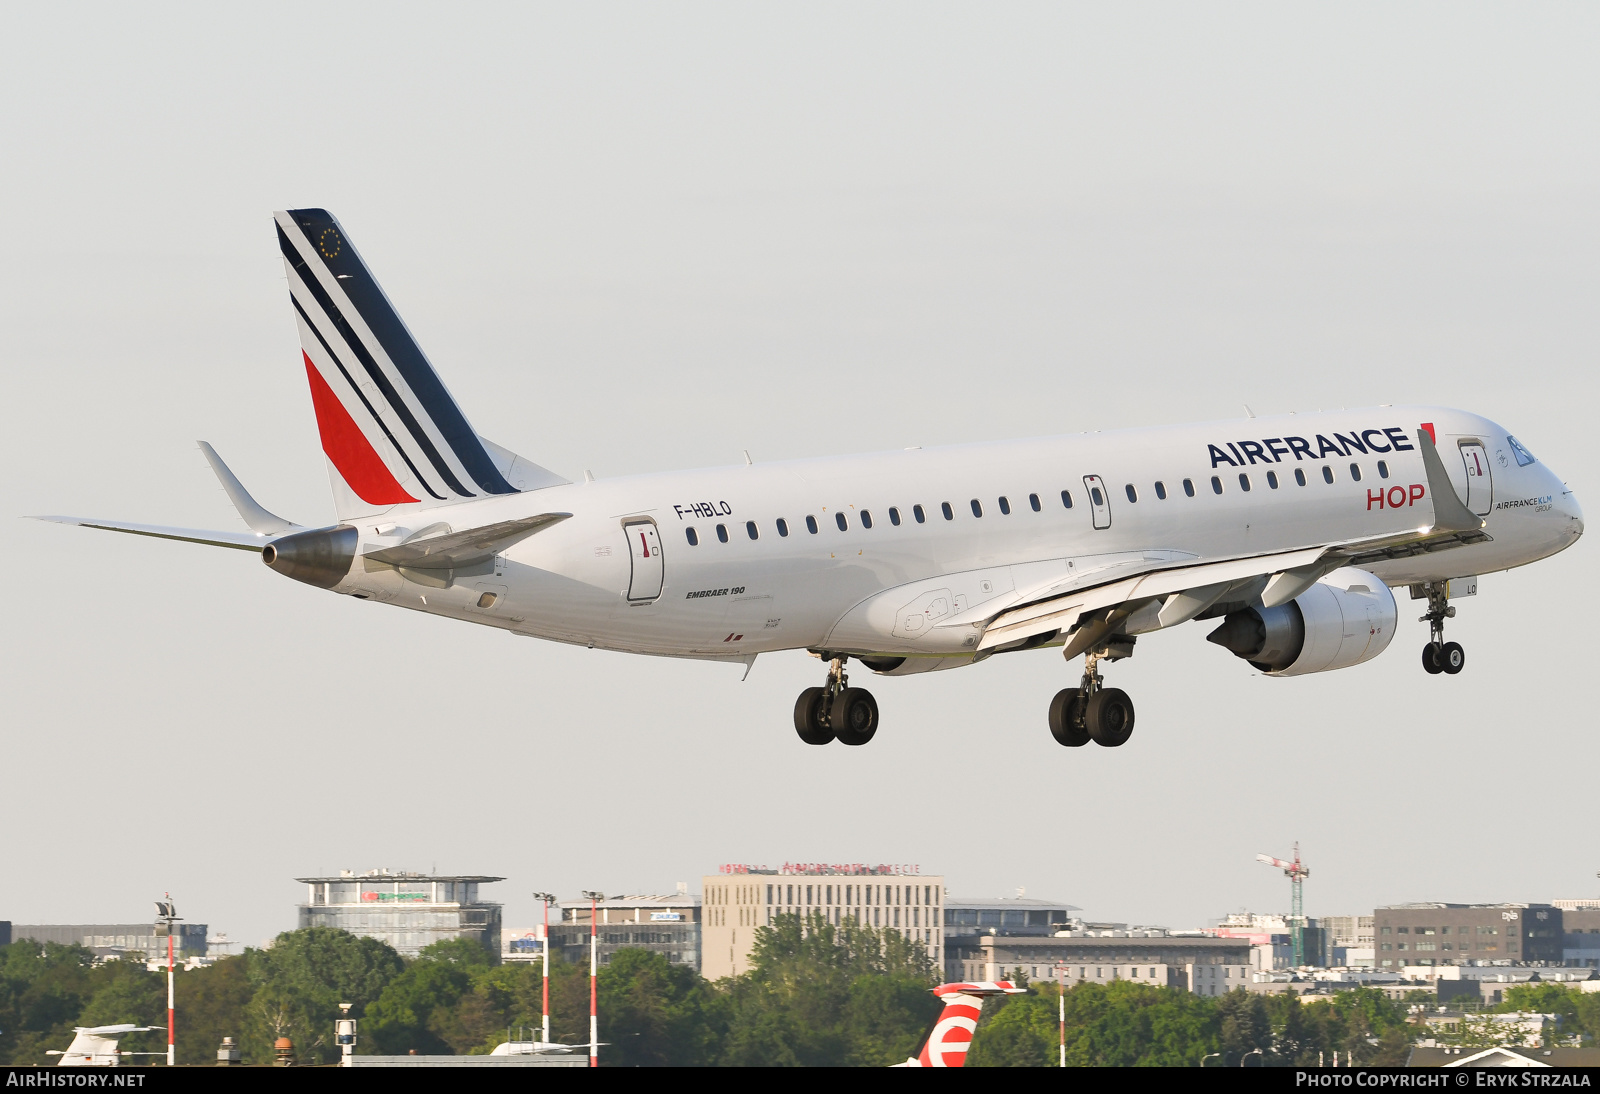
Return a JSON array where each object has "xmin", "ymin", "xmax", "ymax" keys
[
  {"xmin": 1416, "ymin": 429, "xmax": 1483, "ymax": 534},
  {"xmin": 198, "ymin": 442, "xmax": 302, "ymax": 536}
]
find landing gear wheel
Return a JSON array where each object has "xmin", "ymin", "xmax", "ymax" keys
[
  {"xmin": 1440, "ymin": 641, "xmax": 1465, "ymax": 675},
  {"xmin": 793, "ymin": 687, "xmax": 833, "ymax": 745},
  {"xmin": 1048, "ymin": 688, "xmax": 1089, "ymax": 747},
  {"xmin": 1422, "ymin": 643, "xmax": 1444, "ymax": 675},
  {"xmin": 1086, "ymin": 688, "xmax": 1135, "ymax": 747},
  {"xmin": 832, "ymin": 687, "xmax": 879, "ymax": 745}
]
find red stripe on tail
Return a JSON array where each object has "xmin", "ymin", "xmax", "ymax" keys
[{"xmin": 302, "ymin": 353, "xmax": 417, "ymax": 505}]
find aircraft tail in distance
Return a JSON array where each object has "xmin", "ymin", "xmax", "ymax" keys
[
  {"xmin": 896, "ymin": 981, "xmax": 1027, "ymax": 1067},
  {"xmin": 273, "ymin": 209, "xmax": 565, "ymax": 522}
]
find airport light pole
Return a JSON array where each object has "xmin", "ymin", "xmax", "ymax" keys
[
  {"xmin": 1052, "ymin": 962, "xmax": 1069, "ymax": 1067},
  {"xmin": 581, "ymin": 890, "xmax": 604, "ymax": 1067},
  {"xmin": 530, "ymin": 892, "xmax": 555, "ymax": 1045},
  {"xmin": 154, "ymin": 896, "xmax": 178, "ymax": 1066}
]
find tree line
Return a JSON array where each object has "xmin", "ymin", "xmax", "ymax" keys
[{"xmin": 1, "ymin": 914, "xmax": 1594, "ymax": 1066}]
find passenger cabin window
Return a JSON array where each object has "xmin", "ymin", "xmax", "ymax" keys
[
  {"xmin": 861, "ymin": 510, "xmax": 873, "ymax": 529},
  {"xmin": 806, "ymin": 515, "xmax": 819, "ymax": 534},
  {"xmin": 835, "ymin": 512, "xmax": 849, "ymax": 531},
  {"xmin": 1322, "ymin": 466, "xmax": 1335, "ymax": 484},
  {"xmin": 888, "ymin": 507, "xmax": 901, "ymax": 526},
  {"xmin": 1211, "ymin": 476, "xmax": 1223, "ymax": 494},
  {"xmin": 1349, "ymin": 462, "xmax": 1362, "ymax": 482},
  {"xmin": 1377, "ymin": 460, "xmax": 1390, "ymax": 479},
  {"xmin": 1154, "ymin": 481, "xmax": 1167, "ymax": 500},
  {"xmin": 746, "ymin": 521, "xmax": 759, "ymax": 540},
  {"xmin": 776, "ymin": 518, "xmax": 789, "ymax": 537},
  {"xmin": 1295, "ymin": 468, "xmax": 1307, "ymax": 486},
  {"xmin": 913, "ymin": 504, "xmax": 926, "ymax": 523},
  {"xmin": 970, "ymin": 499, "xmax": 983, "ymax": 517},
  {"xmin": 1238, "ymin": 474, "xmax": 1251, "ymax": 492},
  {"xmin": 1266, "ymin": 471, "xmax": 1279, "ymax": 489},
  {"xmin": 1029, "ymin": 493, "xmax": 1041, "ymax": 511},
  {"xmin": 716, "ymin": 523, "xmax": 729, "ymax": 542},
  {"xmin": 686, "ymin": 527, "xmax": 699, "ymax": 546},
  {"xmin": 998, "ymin": 496, "xmax": 1011, "ymax": 515},
  {"xmin": 941, "ymin": 502, "xmax": 954, "ymax": 520},
  {"xmin": 1060, "ymin": 490, "xmax": 1073, "ymax": 509},
  {"xmin": 1183, "ymin": 478, "xmax": 1195, "ymax": 497},
  {"xmin": 1090, "ymin": 486, "xmax": 1104, "ymax": 506},
  {"xmin": 1124, "ymin": 484, "xmax": 1137, "ymax": 503}
]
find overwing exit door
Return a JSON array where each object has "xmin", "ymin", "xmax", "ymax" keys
[
  {"xmin": 624, "ymin": 520, "xmax": 663, "ymax": 601},
  {"xmin": 1083, "ymin": 475, "xmax": 1112, "ymax": 530},
  {"xmin": 1459, "ymin": 443, "xmax": 1493, "ymax": 516}
]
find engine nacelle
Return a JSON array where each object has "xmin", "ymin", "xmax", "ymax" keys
[
  {"xmin": 1206, "ymin": 567, "xmax": 1396, "ymax": 677},
  {"xmin": 262, "ymin": 526, "xmax": 358, "ymax": 589}
]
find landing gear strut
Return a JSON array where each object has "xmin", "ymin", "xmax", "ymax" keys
[
  {"xmin": 1049, "ymin": 638, "xmax": 1135, "ymax": 748},
  {"xmin": 794, "ymin": 656, "xmax": 879, "ymax": 746},
  {"xmin": 1418, "ymin": 582, "xmax": 1465, "ymax": 675}
]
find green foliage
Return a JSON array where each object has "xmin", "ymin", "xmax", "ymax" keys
[
  {"xmin": 245, "ymin": 927, "xmax": 405, "ymax": 1064},
  {"xmin": 717, "ymin": 913, "xmax": 940, "ymax": 1066},
  {"xmin": 598, "ymin": 948, "xmax": 724, "ymax": 1066},
  {"xmin": 362, "ymin": 937, "xmax": 493, "ymax": 1055},
  {"xmin": 0, "ymin": 941, "xmax": 98, "ymax": 1065},
  {"xmin": 174, "ymin": 955, "xmax": 254, "ymax": 1065}
]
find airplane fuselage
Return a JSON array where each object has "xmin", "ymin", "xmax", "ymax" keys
[{"xmin": 328, "ymin": 405, "xmax": 1580, "ymax": 666}]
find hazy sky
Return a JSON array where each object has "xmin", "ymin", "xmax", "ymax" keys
[{"xmin": 3, "ymin": 4, "xmax": 1596, "ymax": 949}]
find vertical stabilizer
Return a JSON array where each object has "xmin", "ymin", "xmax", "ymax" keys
[
  {"xmin": 274, "ymin": 208, "xmax": 542, "ymax": 521},
  {"xmin": 896, "ymin": 981, "xmax": 1026, "ymax": 1067}
]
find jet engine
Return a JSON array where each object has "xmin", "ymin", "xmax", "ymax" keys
[
  {"xmin": 1205, "ymin": 567, "xmax": 1396, "ymax": 677},
  {"xmin": 261, "ymin": 526, "xmax": 358, "ymax": 589}
]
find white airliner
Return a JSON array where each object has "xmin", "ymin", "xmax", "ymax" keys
[{"xmin": 37, "ymin": 210, "xmax": 1583, "ymax": 748}]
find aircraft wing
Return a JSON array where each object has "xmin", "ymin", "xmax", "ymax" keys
[
  {"xmin": 30, "ymin": 515, "xmax": 274, "ymax": 552},
  {"xmin": 363, "ymin": 513, "xmax": 572, "ymax": 569}
]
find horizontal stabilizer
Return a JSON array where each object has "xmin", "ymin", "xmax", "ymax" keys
[
  {"xmin": 31, "ymin": 515, "xmax": 272, "ymax": 552},
  {"xmin": 363, "ymin": 513, "xmax": 571, "ymax": 569},
  {"xmin": 198, "ymin": 441, "xmax": 303, "ymax": 536}
]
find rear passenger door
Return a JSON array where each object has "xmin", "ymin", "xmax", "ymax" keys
[{"xmin": 1082, "ymin": 475, "xmax": 1112, "ymax": 530}]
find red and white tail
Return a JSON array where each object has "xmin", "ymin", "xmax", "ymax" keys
[
  {"xmin": 898, "ymin": 981, "xmax": 1027, "ymax": 1068},
  {"xmin": 273, "ymin": 209, "xmax": 565, "ymax": 522}
]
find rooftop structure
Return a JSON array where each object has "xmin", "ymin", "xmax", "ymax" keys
[
  {"xmin": 942, "ymin": 896, "xmax": 1080, "ymax": 938},
  {"xmin": 1375, "ymin": 904, "xmax": 1565, "ymax": 968},
  {"xmin": 296, "ymin": 868, "xmax": 504, "ymax": 958}
]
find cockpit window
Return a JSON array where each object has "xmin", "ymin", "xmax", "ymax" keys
[{"xmin": 1507, "ymin": 436, "xmax": 1537, "ymax": 467}]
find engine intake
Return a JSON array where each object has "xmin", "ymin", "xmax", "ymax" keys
[
  {"xmin": 1206, "ymin": 567, "xmax": 1396, "ymax": 677},
  {"xmin": 262, "ymin": 526, "xmax": 358, "ymax": 589}
]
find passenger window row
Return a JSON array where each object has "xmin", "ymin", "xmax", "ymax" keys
[{"xmin": 680, "ymin": 460, "xmax": 1389, "ymax": 545}]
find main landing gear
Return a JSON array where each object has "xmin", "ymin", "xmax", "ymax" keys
[
  {"xmin": 1049, "ymin": 637, "xmax": 1135, "ymax": 748},
  {"xmin": 794, "ymin": 656, "xmax": 879, "ymax": 746},
  {"xmin": 1418, "ymin": 581, "xmax": 1465, "ymax": 676}
]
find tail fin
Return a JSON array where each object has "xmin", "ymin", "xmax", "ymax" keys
[
  {"xmin": 274, "ymin": 209, "xmax": 564, "ymax": 522},
  {"xmin": 899, "ymin": 981, "xmax": 1026, "ymax": 1067}
]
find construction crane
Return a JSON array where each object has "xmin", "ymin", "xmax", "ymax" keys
[{"xmin": 1256, "ymin": 843, "xmax": 1310, "ymax": 967}]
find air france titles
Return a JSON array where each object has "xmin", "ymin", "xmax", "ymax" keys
[{"xmin": 1207, "ymin": 427, "xmax": 1415, "ymax": 469}]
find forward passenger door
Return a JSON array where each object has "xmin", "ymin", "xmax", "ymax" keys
[
  {"xmin": 624, "ymin": 520, "xmax": 664, "ymax": 601},
  {"xmin": 1459, "ymin": 443, "xmax": 1493, "ymax": 516}
]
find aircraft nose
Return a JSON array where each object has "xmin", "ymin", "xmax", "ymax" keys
[{"xmin": 1560, "ymin": 488, "xmax": 1584, "ymax": 537}]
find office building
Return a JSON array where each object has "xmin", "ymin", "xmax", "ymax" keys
[
  {"xmin": 1375, "ymin": 904, "xmax": 1565, "ymax": 968},
  {"xmin": 546, "ymin": 893, "xmax": 702, "ymax": 971},
  {"xmin": 297, "ymin": 868, "xmax": 503, "ymax": 958},
  {"xmin": 701, "ymin": 865, "xmax": 944, "ymax": 980},
  {"xmin": 11, "ymin": 921, "xmax": 208, "ymax": 963},
  {"xmin": 946, "ymin": 928, "xmax": 1251, "ymax": 996}
]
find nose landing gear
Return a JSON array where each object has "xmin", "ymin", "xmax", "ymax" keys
[
  {"xmin": 794, "ymin": 656, "xmax": 879, "ymax": 746},
  {"xmin": 1049, "ymin": 638, "xmax": 1136, "ymax": 748},
  {"xmin": 1418, "ymin": 582, "xmax": 1465, "ymax": 675}
]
